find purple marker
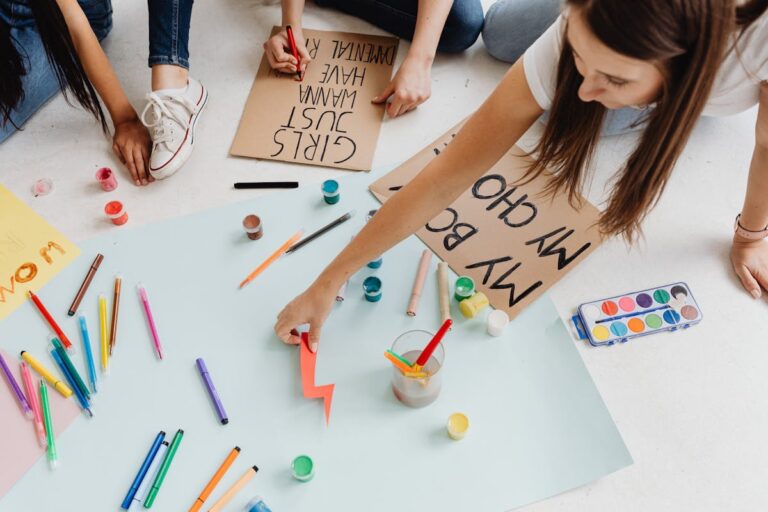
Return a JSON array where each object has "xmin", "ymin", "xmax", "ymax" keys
[
  {"xmin": 0, "ymin": 352, "xmax": 33, "ymax": 419},
  {"xmin": 196, "ymin": 358, "xmax": 229, "ymax": 425}
]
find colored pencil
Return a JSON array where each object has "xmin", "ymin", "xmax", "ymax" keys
[
  {"xmin": 407, "ymin": 250, "xmax": 432, "ymax": 316},
  {"xmin": 188, "ymin": 446, "xmax": 241, "ymax": 512},
  {"xmin": 286, "ymin": 211, "xmax": 355, "ymax": 254},
  {"xmin": 208, "ymin": 465, "xmax": 259, "ymax": 512},
  {"xmin": 239, "ymin": 230, "xmax": 303, "ymax": 289},
  {"xmin": 68, "ymin": 253, "xmax": 104, "ymax": 316},
  {"xmin": 234, "ymin": 182, "xmax": 298, "ymax": 189},
  {"xmin": 109, "ymin": 274, "xmax": 122, "ymax": 355},
  {"xmin": 20, "ymin": 351, "xmax": 73, "ymax": 398},
  {"xmin": 28, "ymin": 291, "xmax": 73, "ymax": 351}
]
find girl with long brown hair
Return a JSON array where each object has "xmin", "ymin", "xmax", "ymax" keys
[{"xmin": 275, "ymin": 0, "xmax": 768, "ymax": 351}]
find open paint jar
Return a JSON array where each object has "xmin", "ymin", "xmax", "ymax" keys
[
  {"xmin": 291, "ymin": 455, "xmax": 314, "ymax": 482},
  {"xmin": 454, "ymin": 276, "xmax": 475, "ymax": 301},
  {"xmin": 390, "ymin": 330, "xmax": 444, "ymax": 408},
  {"xmin": 95, "ymin": 167, "xmax": 118, "ymax": 191},
  {"xmin": 104, "ymin": 201, "xmax": 128, "ymax": 225},
  {"xmin": 321, "ymin": 180, "xmax": 340, "ymax": 204},
  {"xmin": 242, "ymin": 214, "xmax": 263, "ymax": 240}
]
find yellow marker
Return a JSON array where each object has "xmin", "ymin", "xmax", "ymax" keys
[
  {"xmin": 403, "ymin": 371, "xmax": 428, "ymax": 379},
  {"xmin": 99, "ymin": 293, "xmax": 109, "ymax": 375},
  {"xmin": 20, "ymin": 351, "xmax": 73, "ymax": 398}
]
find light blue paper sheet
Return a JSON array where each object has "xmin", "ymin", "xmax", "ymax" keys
[{"xmin": 0, "ymin": 174, "xmax": 631, "ymax": 511}]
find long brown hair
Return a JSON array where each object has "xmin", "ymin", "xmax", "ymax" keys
[{"xmin": 523, "ymin": 0, "xmax": 768, "ymax": 241}]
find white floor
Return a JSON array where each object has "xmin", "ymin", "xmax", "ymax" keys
[{"xmin": 1, "ymin": 0, "xmax": 766, "ymax": 510}]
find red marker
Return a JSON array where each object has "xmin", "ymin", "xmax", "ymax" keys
[
  {"xmin": 285, "ymin": 25, "xmax": 303, "ymax": 81},
  {"xmin": 415, "ymin": 319, "xmax": 452, "ymax": 367},
  {"xmin": 28, "ymin": 291, "xmax": 73, "ymax": 351}
]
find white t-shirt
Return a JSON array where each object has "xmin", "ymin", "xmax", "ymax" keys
[{"xmin": 523, "ymin": 12, "xmax": 768, "ymax": 117}]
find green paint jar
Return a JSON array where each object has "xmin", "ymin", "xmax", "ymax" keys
[
  {"xmin": 454, "ymin": 276, "xmax": 475, "ymax": 302},
  {"xmin": 291, "ymin": 455, "xmax": 314, "ymax": 482}
]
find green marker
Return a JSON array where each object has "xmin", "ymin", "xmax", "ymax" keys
[
  {"xmin": 144, "ymin": 429, "xmax": 183, "ymax": 508},
  {"xmin": 51, "ymin": 337, "xmax": 90, "ymax": 400},
  {"xmin": 39, "ymin": 380, "xmax": 58, "ymax": 469},
  {"xmin": 386, "ymin": 349, "xmax": 413, "ymax": 367}
]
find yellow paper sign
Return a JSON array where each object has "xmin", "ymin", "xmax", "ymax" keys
[{"xmin": 0, "ymin": 186, "xmax": 79, "ymax": 321}]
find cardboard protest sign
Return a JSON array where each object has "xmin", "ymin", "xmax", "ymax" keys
[
  {"xmin": 369, "ymin": 121, "xmax": 603, "ymax": 320},
  {"xmin": 231, "ymin": 28, "xmax": 398, "ymax": 171},
  {"xmin": 0, "ymin": 186, "xmax": 79, "ymax": 322}
]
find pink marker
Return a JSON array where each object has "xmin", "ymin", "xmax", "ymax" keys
[
  {"xmin": 20, "ymin": 362, "xmax": 47, "ymax": 447},
  {"xmin": 137, "ymin": 284, "xmax": 163, "ymax": 359}
]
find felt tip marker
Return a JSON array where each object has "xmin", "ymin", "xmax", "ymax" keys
[
  {"xmin": 50, "ymin": 349, "xmax": 92, "ymax": 418},
  {"xmin": 0, "ymin": 351, "xmax": 33, "ymax": 418},
  {"xmin": 28, "ymin": 291, "xmax": 74, "ymax": 352},
  {"xmin": 144, "ymin": 429, "xmax": 184, "ymax": 508},
  {"xmin": 120, "ymin": 431, "xmax": 166, "ymax": 509},
  {"xmin": 20, "ymin": 351, "xmax": 73, "ymax": 398},
  {"xmin": 137, "ymin": 284, "xmax": 163, "ymax": 360},
  {"xmin": 130, "ymin": 441, "xmax": 168, "ymax": 510},
  {"xmin": 39, "ymin": 380, "xmax": 58, "ymax": 469},
  {"xmin": 109, "ymin": 274, "xmax": 122, "ymax": 356},
  {"xmin": 77, "ymin": 312, "xmax": 98, "ymax": 394},
  {"xmin": 196, "ymin": 358, "xmax": 229, "ymax": 425},
  {"xmin": 20, "ymin": 362, "xmax": 47, "ymax": 446},
  {"xmin": 51, "ymin": 336, "xmax": 90, "ymax": 400},
  {"xmin": 99, "ymin": 293, "xmax": 109, "ymax": 375}
]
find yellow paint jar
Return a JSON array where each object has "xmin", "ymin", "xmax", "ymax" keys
[
  {"xmin": 459, "ymin": 292, "xmax": 489, "ymax": 319},
  {"xmin": 447, "ymin": 413, "xmax": 469, "ymax": 440}
]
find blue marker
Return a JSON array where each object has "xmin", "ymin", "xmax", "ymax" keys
[
  {"xmin": 78, "ymin": 312, "xmax": 98, "ymax": 394},
  {"xmin": 50, "ymin": 349, "xmax": 93, "ymax": 417},
  {"xmin": 121, "ymin": 431, "xmax": 166, "ymax": 509}
]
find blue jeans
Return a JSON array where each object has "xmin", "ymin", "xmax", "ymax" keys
[
  {"xmin": 0, "ymin": 0, "xmax": 193, "ymax": 144},
  {"xmin": 314, "ymin": 0, "xmax": 484, "ymax": 53},
  {"xmin": 482, "ymin": 0, "xmax": 646, "ymax": 136}
]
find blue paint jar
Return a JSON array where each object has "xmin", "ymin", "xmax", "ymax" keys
[
  {"xmin": 244, "ymin": 496, "xmax": 272, "ymax": 512},
  {"xmin": 322, "ymin": 180, "xmax": 340, "ymax": 204},
  {"xmin": 367, "ymin": 256, "xmax": 383, "ymax": 269},
  {"xmin": 363, "ymin": 276, "xmax": 383, "ymax": 302}
]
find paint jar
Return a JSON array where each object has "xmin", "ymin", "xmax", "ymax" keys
[
  {"xmin": 291, "ymin": 455, "xmax": 314, "ymax": 482},
  {"xmin": 487, "ymin": 310, "xmax": 509, "ymax": 337},
  {"xmin": 367, "ymin": 256, "xmax": 383, "ymax": 269},
  {"xmin": 459, "ymin": 292, "xmax": 489, "ymax": 319},
  {"xmin": 104, "ymin": 201, "xmax": 128, "ymax": 225},
  {"xmin": 244, "ymin": 496, "xmax": 272, "ymax": 512},
  {"xmin": 242, "ymin": 215, "xmax": 263, "ymax": 240},
  {"xmin": 454, "ymin": 276, "xmax": 474, "ymax": 302},
  {"xmin": 363, "ymin": 276, "xmax": 382, "ymax": 302},
  {"xmin": 447, "ymin": 413, "xmax": 469, "ymax": 440},
  {"xmin": 390, "ymin": 329, "xmax": 444, "ymax": 408},
  {"xmin": 321, "ymin": 179, "xmax": 340, "ymax": 204},
  {"xmin": 32, "ymin": 178, "xmax": 53, "ymax": 197},
  {"xmin": 95, "ymin": 167, "xmax": 118, "ymax": 191}
]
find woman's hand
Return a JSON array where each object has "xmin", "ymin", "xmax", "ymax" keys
[
  {"xmin": 275, "ymin": 279, "xmax": 339, "ymax": 353},
  {"xmin": 730, "ymin": 234, "xmax": 768, "ymax": 299},
  {"xmin": 263, "ymin": 28, "xmax": 312, "ymax": 76},
  {"xmin": 372, "ymin": 55, "xmax": 432, "ymax": 117},
  {"xmin": 112, "ymin": 116, "xmax": 152, "ymax": 186}
]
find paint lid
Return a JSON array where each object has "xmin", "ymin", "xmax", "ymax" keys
[
  {"xmin": 363, "ymin": 276, "xmax": 382, "ymax": 297},
  {"xmin": 244, "ymin": 496, "xmax": 272, "ymax": 512},
  {"xmin": 487, "ymin": 309, "xmax": 509, "ymax": 337},
  {"xmin": 32, "ymin": 179, "xmax": 53, "ymax": 197},
  {"xmin": 454, "ymin": 276, "xmax": 474, "ymax": 298},
  {"xmin": 242, "ymin": 215, "xmax": 263, "ymax": 234},
  {"xmin": 104, "ymin": 201, "xmax": 125, "ymax": 219},
  {"xmin": 459, "ymin": 292, "xmax": 489, "ymax": 319},
  {"xmin": 321, "ymin": 180, "xmax": 339, "ymax": 197},
  {"xmin": 291, "ymin": 455, "xmax": 314, "ymax": 481},
  {"xmin": 447, "ymin": 413, "xmax": 469, "ymax": 440}
]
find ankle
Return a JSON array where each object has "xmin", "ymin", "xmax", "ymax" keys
[{"xmin": 151, "ymin": 65, "xmax": 189, "ymax": 91}]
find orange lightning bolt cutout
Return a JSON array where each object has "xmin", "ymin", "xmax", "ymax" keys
[{"xmin": 299, "ymin": 333, "xmax": 335, "ymax": 425}]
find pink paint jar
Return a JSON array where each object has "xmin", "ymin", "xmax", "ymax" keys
[
  {"xmin": 104, "ymin": 201, "xmax": 128, "ymax": 225},
  {"xmin": 95, "ymin": 167, "xmax": 118, "ymax": 191}
]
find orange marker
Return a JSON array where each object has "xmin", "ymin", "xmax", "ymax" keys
[
  {"xmin": 238, "ymin": 230, "xmax": 303, "ymax": 289},
  {"xmin": 384, "ymin": 351, "xmax": 412, "ymax": 374},
  {"xmin": 189, "ymin": 446, "xmax": 241, "ymax": 512}
]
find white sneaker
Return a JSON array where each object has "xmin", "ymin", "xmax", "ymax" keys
[{"xmin": 141, "ymin": 77, "xmax": 208, "ymax": 180}]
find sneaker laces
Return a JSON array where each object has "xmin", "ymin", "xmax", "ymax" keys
[{"xmin": 140, "ymin": 92, "xmax": 198, "ymax": 150}]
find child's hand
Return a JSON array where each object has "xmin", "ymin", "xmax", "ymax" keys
[
  {"xmin": 731, "ymin": 235, "xmax": 768, "ymax": 299},
  {"xmin": 112, "ymin": 116, "xmax": 152, "ymax": 186},
  {"xmin": 275, "ymin": 280, "xmax": 338, "ymax": 353},
  {"xmin": 263, "ymin": 28, "xmax": 312, "ymax": 75}
]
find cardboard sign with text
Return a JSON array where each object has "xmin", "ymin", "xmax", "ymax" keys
[
  {"xmin": 231, "ymin": 28, "xmax": 398, "ymax": 171},
  {"xmin": 369, "ymin": 122, "xmax": 603, "ymax": 320},
  {"xmin": 0, "ymin": 186, "xmax": 79, "ymax": 322}
]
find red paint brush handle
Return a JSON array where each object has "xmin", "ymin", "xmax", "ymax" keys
[{"xmin": 416, "ymin": 319, "xmax": 452, "ymax": 367}]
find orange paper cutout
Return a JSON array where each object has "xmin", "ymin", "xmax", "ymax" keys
[{"xmin": 299, "ymin": 333, "xmax": 334, "ymax": 425}]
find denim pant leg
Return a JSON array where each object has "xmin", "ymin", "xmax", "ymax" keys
[
  {"xmin": 482, "ymin": 0, "xmax": 561, "ymax": 63},
  {"xmin": 314, "ymin": 0, "xmax": 484, "ymax": 53},
  {"xmin": 147, "ymin": 0, "xmax": 193, "ymax": 69},
  {"xmin": 0, "ymin": 0, "xmax": 113, "ymax": 144}
]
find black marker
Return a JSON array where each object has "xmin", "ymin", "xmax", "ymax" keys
[
  {"xmin": 286, "ymin": 211, "xmax": 355, "ymax": 254},
  {"xmin": 234, "ymin": 182, "xmax": 299, "ymax": 189}
]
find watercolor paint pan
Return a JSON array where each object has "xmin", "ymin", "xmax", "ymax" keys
[{"xmin": 571, "ymin": 282, "xmax": 702, "ymax": 347}]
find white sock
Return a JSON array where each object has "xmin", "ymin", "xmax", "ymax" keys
[{"xmin": 153, "ymin": 81, "xmax": 189, "ymax": 96}]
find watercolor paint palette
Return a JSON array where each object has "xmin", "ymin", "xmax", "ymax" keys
[{"xmin": 571, "ymin": 282, "xmax": 702, "ymax": 347}]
